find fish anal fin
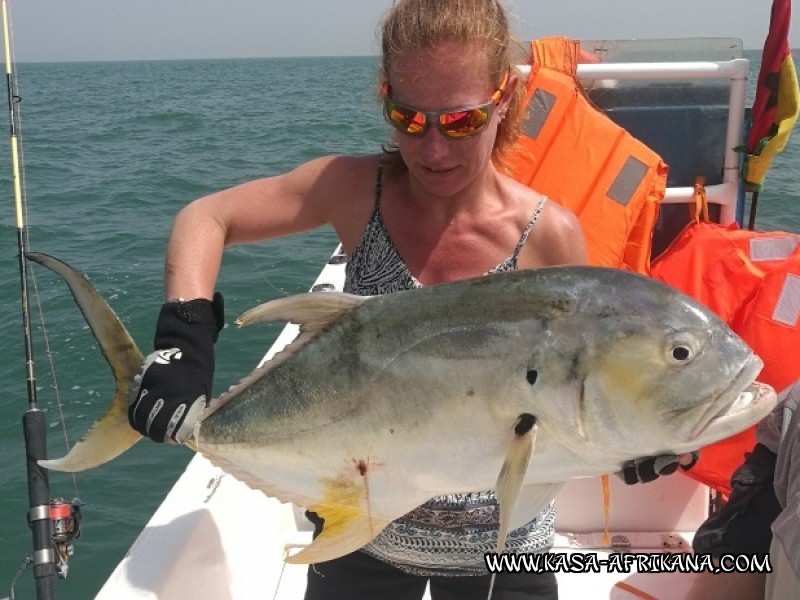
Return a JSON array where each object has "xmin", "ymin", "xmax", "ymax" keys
[
  {"xmin": 196, "ymin": 449, "xmax": 389, "ymax": 563},
  {"xmin": 192, "ymin": 448, "xmax": 317, "ymax": 506},
  {"xmin": 286, "ymin": 503, "xmax": 390, "ymax": 564}
]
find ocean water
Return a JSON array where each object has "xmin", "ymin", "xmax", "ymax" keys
[
  {"xmin": 0, "ymin": 55, "xmax": 386, "ymax": 599},
  {"xmin": 0, "ymin": 51, "xmax": 798, "ymax": 599}
]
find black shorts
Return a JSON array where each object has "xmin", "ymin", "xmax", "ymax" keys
[
  {"xmin": 692, "ymin": 443, "xmax": 782, "ymax": 556},
  {"xmin": 304, "ymin": 549, "xmax": 558, "ymax": 600}
]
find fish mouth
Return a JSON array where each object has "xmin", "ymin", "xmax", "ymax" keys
[{"xmin": 687, "ymin": 375, "xmax": 776, "ymax": 443}]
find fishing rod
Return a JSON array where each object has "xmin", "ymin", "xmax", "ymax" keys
[{"xmin": 1, "ymin": 2, "xmax": 81, "ymax": 599}]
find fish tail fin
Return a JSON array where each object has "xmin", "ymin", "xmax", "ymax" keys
[
  {"xmin": 27, "ymin": 252, "xmax": 145, "ymax": 472},
  {"xmin": 38, "ymin": 402, "xmax": 142, "ymax": 472},
  {"xmin": 285, "ymin": 503, "xmax": 390, "ymax": 564}
]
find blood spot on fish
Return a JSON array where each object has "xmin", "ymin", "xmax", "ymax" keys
[
  {"xmin": 514, "ymin": 413, "xmax": 537, "ymax": 436},
  {"xmin": 355, "ymin": 459, "xmax": 368, "ymax": 477},
  {"xmin": 466, "ymin": 388, "xmax": 475, "ymax": 396},
  {"xmin": 526, "ymin": 369, "xmax": 538, "ymax": 385}
]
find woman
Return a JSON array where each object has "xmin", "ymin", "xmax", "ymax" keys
[{"xmin": 128, "ymin": 0, "xmax": 586, "ymax": 598}]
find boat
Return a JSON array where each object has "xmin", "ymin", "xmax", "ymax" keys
[
  {"xmin": 3, "ymin": 0, "xmax": 798, "ymax": 597},
  {"xmin": 87, "ymin": 36, "xmax": 790, "ymax": 600}
]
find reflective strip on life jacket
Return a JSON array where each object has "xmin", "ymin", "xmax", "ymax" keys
[
  {"xmin": 737, "ymin": 250, "xmax": 800, "ymax": 393},
  {"xmin": 502, "ymin": 37, "xmax": 668, "ymax": 274}
]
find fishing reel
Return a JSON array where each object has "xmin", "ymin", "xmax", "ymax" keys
[
  {"xmin": 44, "ymin": 497, "xmax": 82, "ymax": 578},
  {"xmin": 4, "ymin": 498, "xmax": 82, "ymax": 599}
]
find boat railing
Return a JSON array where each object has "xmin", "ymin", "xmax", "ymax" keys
[
  {"xmin": 520, "ymin": 57, "xmax": 749, "ymax": 251},
  {"xmin": 581, "ymin": 59, "xmax": 748, "ymax": 225}
]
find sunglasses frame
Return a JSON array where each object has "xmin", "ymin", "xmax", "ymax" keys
[{"xmin": 381, "ymin": 71, "xmax": 510, "ymax": 140}]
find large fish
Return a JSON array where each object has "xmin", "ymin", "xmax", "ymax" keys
[{"xmin": 28, "ymin": 252, "xmax": 775, "ymax": 565}]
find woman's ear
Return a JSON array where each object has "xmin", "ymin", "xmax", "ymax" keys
[{"xmin": 498, "ymin": 73, "xmax": 519, "ymax": 118}]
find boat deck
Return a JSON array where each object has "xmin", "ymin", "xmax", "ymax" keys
[{"xmin": 97, "ymin": 453, "xmax": 703, "ymax": 600}]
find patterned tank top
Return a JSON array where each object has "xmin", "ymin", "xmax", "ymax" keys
[{"xmin": 343, "ymin": 160, "xmax": 555, "ymax": 576}]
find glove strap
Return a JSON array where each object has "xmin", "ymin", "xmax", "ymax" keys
[
  {"xmin": 163, "ymin": 292, "xmax": 225, "ymax": 341},
  {"xmin": 169, "ymin": 298, "xmax": 218, "ymax": 325}
]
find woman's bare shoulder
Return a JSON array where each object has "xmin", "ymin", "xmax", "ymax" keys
[
  {"xmin": 539, "ymin": 197, "xmax": 582, "ymax": 232},
  {"xmin": 282, "ymin": 153, "xmax": 379, "ymax": 217},
  {"xmin": 504, "ymin": 176, "xmax": 580, "ymax": 236},
  {"xmin": 297, "ymin": 154, "xmax": 382, "ymax": 251},
  {"xmin": 287, "ymin": 153, "xmax": 379, "ymax": 188},
  {"xmin": 535, "ymin": 198, "xmax": 587, "ymax": 265},
  {"xmin": 503, "ymin": 177, "xmax": 587, "ymax": 267}
]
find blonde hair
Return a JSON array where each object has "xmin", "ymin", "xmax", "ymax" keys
[{"xmin": 379, "ymin": 0, "xmax": 525, "ymax": 173}]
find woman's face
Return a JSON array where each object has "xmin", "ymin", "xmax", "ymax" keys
[{"xmin": 386, "ymin": 41, "xmax": 510, "ymax": 199}]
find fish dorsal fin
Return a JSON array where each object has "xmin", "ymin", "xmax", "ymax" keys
[
  {"xmin": 202, "ymin": 292, "xmax": 368, "ymax": 421},
  {"xmin": 236, "ymin": 291, "xmax": 368, "ymax": 332}
]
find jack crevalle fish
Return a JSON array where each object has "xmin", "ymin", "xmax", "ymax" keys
[{"xmin": 28, "ymin": 252, "xmax": 776, "ymax": 565}]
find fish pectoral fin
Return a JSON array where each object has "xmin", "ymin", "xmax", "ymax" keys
[
  {"xmin": 509, "ymin": 482, "xmax": 563, "ymax": 530},
  {"xmin": 236, "ymin": 292, "xmax": 368, "ymax": 332},
  {"xmin": 494, "ymin": 415, "xmax": 538, "ymax": 554},
  {"xmin": 285, "ymin": 503, "xmax": 390, "ymax": 565}
]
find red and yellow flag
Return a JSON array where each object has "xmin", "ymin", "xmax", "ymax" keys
[{"xmin": 742, "ymin": 0, "xmax": 800, "ymax": 191}]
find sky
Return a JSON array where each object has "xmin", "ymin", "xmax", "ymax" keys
[{"xmin": 4, "ymin": 0, "xmax": 799, "ymax": 63}]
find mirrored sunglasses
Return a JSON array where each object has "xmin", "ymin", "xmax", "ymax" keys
[{"xmin": 381, "ymin": 71, "xmax": 509, "ymax": 140}]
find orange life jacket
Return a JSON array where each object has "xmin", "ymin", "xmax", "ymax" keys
[
  {"xmin": 736, "ymin": 248, "xmax": 800, "ymax": 393},
  {"xmin": 651, "ymin": 221, "xmax": 799, "ymax": 328},
  {"xmin": 651, "ymin": 204, "xmax": 800, "ymax": 496},
  {"xmin": 503, "ymin": 37, "xmax": 668, "ymax": 274}
]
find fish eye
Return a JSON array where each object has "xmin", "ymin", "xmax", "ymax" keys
[
  {"xmin": 666, "ymin": 336, "xmax": 696, "ymax": 365},
  {"xmin": 672, "ymin": 346, "xmax": 691, "ymax": 361}
]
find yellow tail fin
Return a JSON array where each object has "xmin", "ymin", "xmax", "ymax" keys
[{"xmin": 27, "ymin": 252, "xmax": 145, "ymax": 472}]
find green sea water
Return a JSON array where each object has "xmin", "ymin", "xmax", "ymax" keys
[
  {"xmin": 0, "ymin": 55, "xmax": 386, "ymax": 599},
  {"xmin": 0, "ymin": 52, "xmax": 798, "ymax": 599}
]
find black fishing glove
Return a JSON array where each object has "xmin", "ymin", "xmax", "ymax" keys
[
  {"xmin": 128, "ymin": 293, "xmax": 224, "ymax": 443},
  {"xmin": 618, "ymin": 451, "xmax": 700, "ymax": 485}
]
